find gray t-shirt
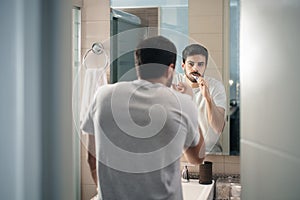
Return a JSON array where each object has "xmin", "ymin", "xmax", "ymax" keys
[{"xmin": 81, "ymin": 79, "xmax": 200, "ymax": 200}]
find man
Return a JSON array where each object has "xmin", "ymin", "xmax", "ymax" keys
[
  {"xmin": 81, "ymin": 36, "xmax": 205, "ymax": 200},
  {"xmin": 173, "ymin": 44, "xmax": 226, "ymax": 153}
]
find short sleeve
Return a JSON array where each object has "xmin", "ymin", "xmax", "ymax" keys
[
  {"xmin": 212, "ymin": 81, "xmax": 227, "ymax": 111},
  {"xmin": 185, "ymin": 128, "xmax": 200, "ymax": 148}
]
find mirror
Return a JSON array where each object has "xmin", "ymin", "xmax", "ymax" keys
[
  {"xmin": 110, "ymin": 0, "xmax": 240, "ymax": 155},
  {"xmin": 228, "ymin": 0, "xmax": 240, "ymax": 155}
]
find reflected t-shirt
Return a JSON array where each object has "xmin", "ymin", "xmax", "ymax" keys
[{"xmin": 173, "ymin": 73, "xmax": 226, "ymax": 153}]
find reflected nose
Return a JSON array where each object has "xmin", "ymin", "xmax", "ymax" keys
[
  {"xmin": 192, "ymin": 65, "xmax": 199, "ymax": 71},
  {"xmin": 192, "ymin": 65, "xmax": 201, "ymax": 73},
  {"xmin": 192, "ymin": 62, "xmax": 202, "ymax": 70}
]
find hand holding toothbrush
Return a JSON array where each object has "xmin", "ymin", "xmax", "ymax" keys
[
  {"xmin": 192, "ymin": 74, "xmax": 210, "ymax": 100},
  {"xmin": 172, "ymin": 82, "xmax": 193, "ymax": 98}
]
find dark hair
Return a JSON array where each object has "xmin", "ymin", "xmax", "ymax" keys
[
  {"xmin": 182, "ymin": 44, "xmax": 208, "ymax": 65},
  {"xmin": 135, "ymin": 36, "xmax": 177, "ymax": 79}
]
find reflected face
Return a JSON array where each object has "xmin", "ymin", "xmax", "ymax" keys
[{"xmin": 182, "ymin": 54, "xmax": 207, "ymax": 83}]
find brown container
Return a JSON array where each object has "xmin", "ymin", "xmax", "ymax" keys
[{"xmin": 199, "ymin": 161, "xmax": 213, "ymax": 184}]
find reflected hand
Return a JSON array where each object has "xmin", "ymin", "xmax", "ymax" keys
[
  {"xmin": 197, "ymin": 76, "xmax": 210, "ymax": 99},
  {"xmin": 172, "ymin": 82, "xmax": 193, "ymax": 98}
]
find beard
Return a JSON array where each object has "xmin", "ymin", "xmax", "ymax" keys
[{"xmin": 184, "ymin": 68, "xmax": 198, "ymax": 83}]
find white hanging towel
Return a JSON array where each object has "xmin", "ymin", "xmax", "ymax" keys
[{"xmin": 80, "ymin": 68, "xmax": 107, "ymax": 122}]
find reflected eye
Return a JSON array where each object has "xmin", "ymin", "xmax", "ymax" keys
[
  {"xmin": 187, "ymin": 61, "xmax": 195, "ymax": 67},
  {"xmin": 187, "ymin": 61, "xmax": 205, "ymax": 67}
]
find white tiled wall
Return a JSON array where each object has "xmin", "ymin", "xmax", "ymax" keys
[
  {"xmin": 189, "ymin": 0, "xmax": 225, "ymax": 68},
  {"xmin": 181, "ymin": 155, "xmax": 240, "ymax": 175},
  {"xmin": 240, "ymin": 0, "xmax": 300, "ymax": 199},
  {"xmin": 81, "ymin": 1, "xmax": 110, "ymax": 200},
  {"xmin": 81, "ymin": 0, "xmax": 110, "ymax": 54}
]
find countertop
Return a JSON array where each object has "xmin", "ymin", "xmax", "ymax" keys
[{"xmin": 182, "ymin": 179, "xmax": 214, "ymax": 200}]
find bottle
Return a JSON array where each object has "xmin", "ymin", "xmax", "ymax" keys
[{"xmin": 182, "ymin": 165, "xmax": 190, "ymax": 182}]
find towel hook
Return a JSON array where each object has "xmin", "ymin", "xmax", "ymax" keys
[
  {"xmin": 82, "ymin": 42, "xmax": 108, "ymax": 69},
  {"xmin": 92, "ymin": 42, "xmax": 104, "ymax": 55}
]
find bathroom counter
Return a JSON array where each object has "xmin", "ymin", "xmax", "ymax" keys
[{"xmin": 182, "ymin": 180, "xmax": 214, "ymax": 200}]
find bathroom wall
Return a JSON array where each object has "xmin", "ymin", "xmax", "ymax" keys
[
  {"xmin": 1, "ymin": 0, "xmax": 75, "ymax": 199},
  {"xmin": 189, "ymin": 0, "xmax": 227, "ymax": 72},
  {"xmin": 181, "ymin": 155, "xmax": 240, "ymax": 175},
  {"xmin": 80, "ymin": 0, "xmax": 110, "ymax": 200},
  {"xmin": 240, "ymin": 0, "xmax": 300, "ymax": 199},
  {"xmin": 81, "ymin": 0, "xmax": 110, "ymax": 59}
]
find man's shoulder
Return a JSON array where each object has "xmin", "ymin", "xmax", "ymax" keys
[
  {"xmin": 206, "ymin": 76, "xmax": 224, "ymax": 88},
  {"xmin": 94, "ymin": 82, "xmax": 132, "ymax": 98},
  {"xmin": 206, "ymin": 76, "xmax": 220, "ymax": 83},
  {"xmin": 100, "ymin": 81, "xmax": 133, "ymax": 90}
]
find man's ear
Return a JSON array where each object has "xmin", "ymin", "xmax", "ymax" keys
[
  {"xmin": 167, "ymin": 64, "xmax": 175, "ymax": 78},
  {"xmin": 181, "ymin": 62, "xmax": 185, "ymax": 70}
]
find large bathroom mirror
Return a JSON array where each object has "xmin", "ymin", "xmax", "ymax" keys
[{"xmin": 109, "ymin": 0, "xmax": 240, "ymax": 155}]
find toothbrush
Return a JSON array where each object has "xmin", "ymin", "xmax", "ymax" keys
[
  {"xmin": 192, "ymin": 74, "xmax": 199, "ymax": 81},
  {"xmin": 192, "ymin": 74, "xmax": 205, "ymax": 87}
]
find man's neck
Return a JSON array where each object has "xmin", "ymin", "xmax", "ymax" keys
[{"xmin": 143, "ymin": 77, "xmax": 166, "ymax": 86}]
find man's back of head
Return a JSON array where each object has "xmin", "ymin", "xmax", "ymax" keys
[{"xmin": 135, "ymin": 36, "xmax": 177, "ymax": 80}]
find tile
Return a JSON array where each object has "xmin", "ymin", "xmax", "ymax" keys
[
  {"xmin": 189, "ymin": 16, "xmax": 223, "ymax": 34},
  {"xmin": 83, "ymin": 0, "xmax": 102, "ymax": 7},
  {"xmin": 224, "ymin": 155, "xmax": 240, "ymax": 164},
  {"xmin": 81, "ymin": 21, "xmax": 110, "ymax": 44},
  {"xmin": 189, "ymin": 0, "xmax": 223, "ymax": 16},
  {"xmin": 82, "ymin": 35, "xmax": 110, "ymax": 50},
  {"xmin": 189, "ymin": 33, "xmax": 223, "ymax": 52},
  {"xmin": 212, "ymin": 162, "xmax": 224, "ymax": 174},
  {"xmin": 82, "ymin": 0, "xmax": 110, "ymax": 21},
  {"xmin": 188, "ymin": 165, "xmax": 199, "ymax": 173},
  {"xmin": 81, "ymin": 157, "xmax": 96, "ymax": 185},
  {"xmin": 81, "ymin": 142, "xmax": 87, "ymax": 159},
  {"xmin": 224, "ymin": 163, "xmax": 240, "ymax": 174},
  {"xmin": 81, "ymin": 184, "xmax": 97, "ymax": 200},
  {"xmin": 208, "ymin": 51, "xmax": 223, "ymax": 68},
  {"xmin": 180, "ymin": 160, "xmax": 198, "ymax": 167},
  {"xmin": 205, "ymin": 155, "xmax": 224, "ymax": 163},
  {"xmin": 205, "ymin": 68, "xmax": 224, "ymax": 82},
  {"xmin": 80, "ymin": 135, "xmax": 89, "ymax": 158},
  {"xmin": 82, "ymin": 21, "xmax": 110, "ymax": 38}
]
